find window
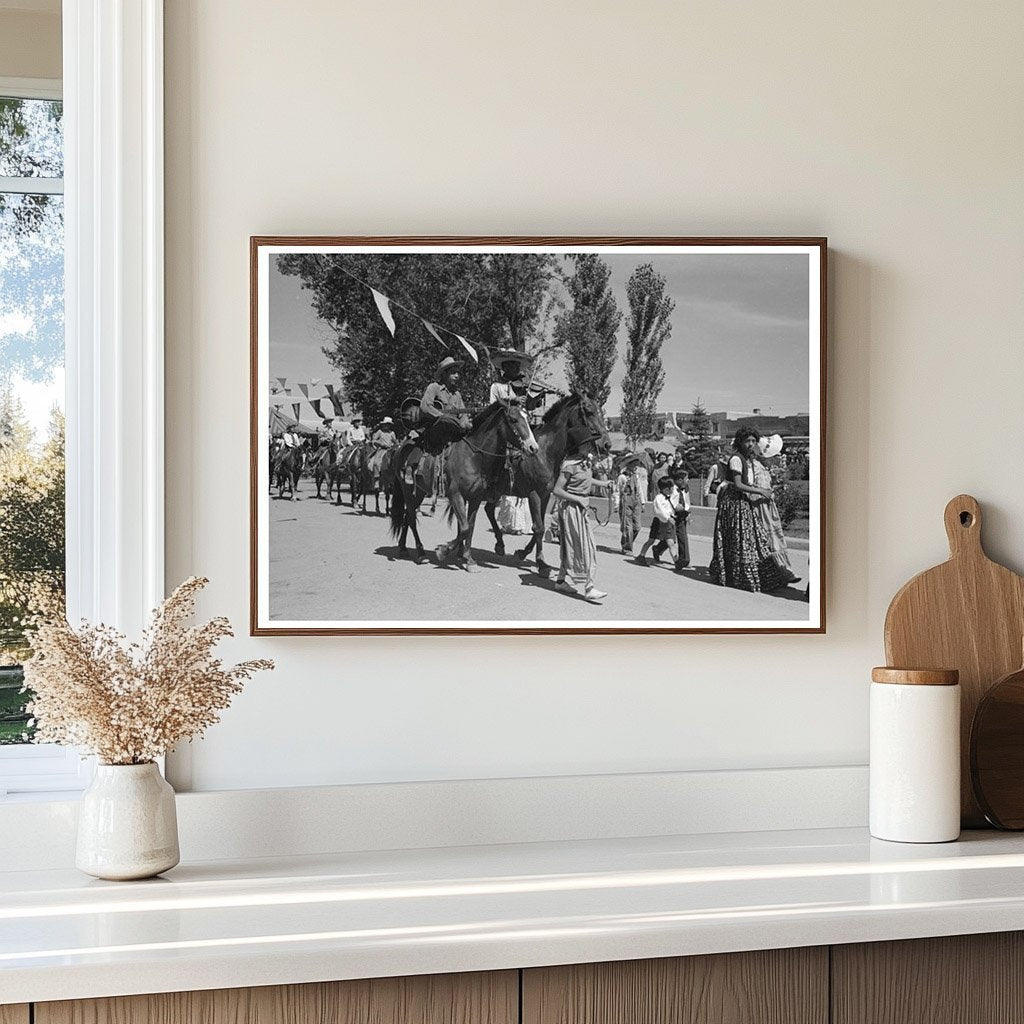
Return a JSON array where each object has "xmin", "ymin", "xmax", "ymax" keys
[
  {"xmin": 0, "ymin": 80, "xmax": 83, "ymax": 795},
  {"xmin": 1, "ymin": 6, "xmax": 166, "ymax": 797}
]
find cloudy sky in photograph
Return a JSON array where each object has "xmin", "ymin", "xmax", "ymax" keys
[{"xmin": 269, "ymin": 250, "xmax": 811, "ymax": 416}]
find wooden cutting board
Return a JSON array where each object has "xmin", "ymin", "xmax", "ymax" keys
[{"xmin": 884, "ymin": 494, "xmax": 1024, "ymax": 826}]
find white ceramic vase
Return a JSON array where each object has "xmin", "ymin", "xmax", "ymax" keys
[{"xmin": 76, "ymin": 762, "xmax": 180, "ymax": 880}]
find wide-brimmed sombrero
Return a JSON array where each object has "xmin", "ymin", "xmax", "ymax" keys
[{"xmin": 489, "ymin": 348, "xmax": 532, "ymax": 379}]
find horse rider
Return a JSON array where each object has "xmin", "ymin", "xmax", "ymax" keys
[
  {"xmin": 401, "ymin": 355, "xmax": 470, "ymax": 484},
  {"xmin": 346, "ymin": 414, "xmax": 367, "ymax": 446},
  {"xmin": 488, "ymin": 351, "xmax": 544, "ymax": 490},
  {"xmin": 371, "ymin": 416, "xmax": 398, "ymax": 449},
  {"xmin": 339, "ymin": 414, "xmax": 367, "ymax": 470},
  {"xmin": 272, "ymin": 425, "xmax": 302, "ymax": 471},
  {"xmin": 488, "ymin": 352, "xmax": 545, "ymax": 411}
]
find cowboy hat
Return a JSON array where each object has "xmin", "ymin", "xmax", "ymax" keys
[
  {"xmin": 758, "ymin": 434, "xmax": 783, "ymax": 458},
  {"xmin": 437, "ymin": 355, "xmax": 459, "ymax": 374},
  {"xmin": 618, "ymin": 453, "xmax": 642, "ymax": 470},
  {"xmin": 380, "ymin": 416, "xmax": 394, "ymax": 425},
  {"xmin": 490, "ymin": 348, "xmax": 532, "ymax": 376}
]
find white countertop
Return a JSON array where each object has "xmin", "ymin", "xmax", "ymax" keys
[{"xmin": 4, "ymin": 826, "xmax": 1024, "ymax": 1004}]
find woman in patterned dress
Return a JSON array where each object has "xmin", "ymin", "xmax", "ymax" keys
[
  {"xmin": 708, "ymin": 427, "xmax": 790, "ymax": 593},
  {"xmin": 751, "ymin": 435, "xmax": 800, "ymax": 584}
]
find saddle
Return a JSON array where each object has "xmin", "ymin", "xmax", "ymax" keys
[{"xmin": 396, "ymin": 439, "xmax": 440, "ymax": 493}]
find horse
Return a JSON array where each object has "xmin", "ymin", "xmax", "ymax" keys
[
  {"xmin": 352, "ymin": 444, "xmax": 396, "ymax": 515},
  {"xmin": 311, "ymin": 436, "xmax": 340, "ymax": 500},
  {"xmin": 349, "ymin": 442, "xmax": 390, "ymax": 513},
  {"xmin": 389, "ymin": 399, "xmax": 538, "ymax": 566},
  {"xmin": 327, "ymin": 442, "xmax": 347, "ymax": 504},
  {"xmin": 480, "ymin": 393, "xmax": 612, "ymax": 577},
  {"xmin": 348, "ymin": 442, "xmax": 369, "ymax": 509},
  {"xmin": 274, "ymin": 445, "xmax": 306, "ymax": 500}
]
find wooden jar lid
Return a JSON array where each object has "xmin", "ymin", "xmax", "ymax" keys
[{"xmin": 871, "ymin": 667, "xmax": 960, "ymax": 686}]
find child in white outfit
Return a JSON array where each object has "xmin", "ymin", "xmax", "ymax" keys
[{"xmin": 635, "ymin": 476, "xmax": 678, "ymax": 566}]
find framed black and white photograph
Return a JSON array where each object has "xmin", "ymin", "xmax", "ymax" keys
[{"xmin": 250, "ymin": 237, "xmax": 826, "ymax": 635}]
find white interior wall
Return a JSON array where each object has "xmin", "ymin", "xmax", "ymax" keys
[{"xmin": 163, "ymin": 0, "xmax": 1024, "ymax": 792}]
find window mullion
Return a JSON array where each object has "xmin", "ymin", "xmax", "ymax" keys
[{"xmin": 0, "ymin": 175, "xmax": 64, "ymax": 195}]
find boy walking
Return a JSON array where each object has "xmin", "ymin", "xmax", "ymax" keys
[
  {"xmin": 653, "ymin": 469, "xmax": 691, "ymax": 570},
  {"xmin": 635, "ymin": 476, "xmax": 678, "ymax": 567}
]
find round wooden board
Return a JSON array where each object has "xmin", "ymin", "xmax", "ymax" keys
[{"xmin": 971, "ymin": 664, "xmax": 1024, "ymax": 829}]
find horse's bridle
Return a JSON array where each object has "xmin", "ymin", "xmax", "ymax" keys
[
  {"xmin": 566, "ymin": 401, "xmax": 609, "ymax": 455},
  {"xmin": 463, "ymin": 405, "xmax": 535, "ymax": 459}
]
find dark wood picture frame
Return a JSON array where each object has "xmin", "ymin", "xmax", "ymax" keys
[{"xmin": 250, "ymin": 236, "xmax": 827, "ymax": 636}]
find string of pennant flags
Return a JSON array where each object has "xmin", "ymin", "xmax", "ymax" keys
[
  {"xmin": 269, "ymin": 264, "xmax": 532, "ymax": 434},
  {"xmin": 336, "ymin": 263, "xmax": 484, "ymax": 364},
  {"xmin": 269, "ymin": 379, "xmax": 347, "ymax": 431}
]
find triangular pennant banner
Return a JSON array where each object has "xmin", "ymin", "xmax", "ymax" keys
[
  {"xmin": 371, "ymin": 289, "xmax": 396, "ymax": 336},
  {"xmin": 456, "ymin": 335, "xmax": 479, "ymax": 362},
  {"xmin": 325, "ymin": 384, "xmax": 344, "ymax": 416},
  {"xmin": 276, "ymin": 376, "xmax": 288, "ymax": 390},
  {"xmin": 422, "ymin": 320, "xmax": 448, "ymax": 349},
  {"xmin": 311, "ymin": 398, "xmax": 323, "ymax": 418},
  {"xmin": 292, "ymin": 403, "xmax": 302, "ymax": 421},
  {"xmin": 297, "ymin": 383, "xmax": 310, "ymax": 398}
]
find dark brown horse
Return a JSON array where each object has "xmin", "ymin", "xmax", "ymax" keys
[
  {"xmin": 312, "ymin": 436, "xmax": 341, "ymax": 500},
  {"xmin": 349, "ymin": 443, "xmax": 394, "ymax": 514},
  {"xmin": 274, "ymin": 445, "xmax": 306, "ymax": 499},
  {"xmin": 481, "ymin": 393, "xmax": 612, "ymax": 576},
  {"xmin": 348, "ymin": 442, "xmax": 370, "ymax": 509},
  {"xmin": 389, "ymin": 399, "xmax": 538, "ymax": 566}
]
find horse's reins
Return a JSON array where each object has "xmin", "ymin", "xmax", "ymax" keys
[{"xmin": 463, "ymin": 414, "xmax": 534, "ymax": 459}]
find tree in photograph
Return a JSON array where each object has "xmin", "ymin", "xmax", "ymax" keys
[
  {"xmin": 681, "ymin": 399, "xmax": 721, "ymax": 479},
  {"xmin": 620, "ymin": 263, "xmax": 673, "ymax": 445},
  {"xmin": 484, "ymin": 254, "xmax": 557, "ymax": 351},
  {"xmin": 278, "ymin": 253, "xmax": 495, "ymax": 425},
  {"xmin": 277, "ymin": 253, "xmax": 561, "ymax": 424},
  {"xmin": 554, "ymin": 254, "xmax": 621, "ymax": 408},
  {"xmin": 482, "ymin": 254, "xmax": 564, "ymax": 381}
]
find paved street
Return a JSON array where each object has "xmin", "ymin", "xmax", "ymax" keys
[{"xmin": 267, "ymin": 484, "xmax": 811, "ymax": 624}]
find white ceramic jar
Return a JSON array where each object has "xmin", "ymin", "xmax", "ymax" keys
[
  {"xmin": 76, "ymin": 762, "xmax": 180, "ymax": 880},
  {"xmin": 870, "ymin": 667, "xmax": 961, "ymax": 843}
]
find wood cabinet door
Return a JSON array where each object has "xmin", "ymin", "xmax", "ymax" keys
[
  {"xmin": 35, "ymin": 971, "xmax": 517, "ymax": 1024},
  {"xmin": 522, "ymin": 948, "xmax": 828, "ymax": 1024},
  {"xmin": 0, "ymin": 1007, "xmax": 30, "ymax": 1024},
  {"xmin": 832, "ymin": 932, "xmax": 1024, "ymax": 1024}
]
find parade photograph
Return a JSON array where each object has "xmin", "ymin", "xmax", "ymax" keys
[{"xmin": 250, "ymin": 238, "xmax": 825, "ymax": 634}]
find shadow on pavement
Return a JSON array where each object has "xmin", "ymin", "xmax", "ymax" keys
[{"xmin": 674, "ymin": 566, "xmax": 808, "ymax": 602}]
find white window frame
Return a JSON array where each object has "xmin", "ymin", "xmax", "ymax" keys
[
  {"xmin": 0, "ymin": 75, "xmax": 84, "ymax": 795},
  {"xmin": 0, "ymin": 0, "xmax": 164, "ymax": 797}
]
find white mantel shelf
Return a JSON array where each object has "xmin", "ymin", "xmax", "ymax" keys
[{"xmin": 4, "ymin": 827, "xmax": 1024, "ymax": 1005}]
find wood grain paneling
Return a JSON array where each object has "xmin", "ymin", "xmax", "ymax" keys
[
  {"xmin": 832, "ymin": 932, "xmax": 1024, "ymax": 1024},
  {"xmin": 36, "ymin": 971, "xmax": 517, "ymax": 1024},
  {"xmin": 0, "ymin": 1006, "xmax": 30, "ymax": 1024},
  {"xmin": 522, "ymin": 948, "xmax": 828, "ymax": 1024}
]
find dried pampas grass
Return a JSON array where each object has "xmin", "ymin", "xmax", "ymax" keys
[{"xmin": 23, "ymin": 577, "xmax": 273, "ymax": 765}]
